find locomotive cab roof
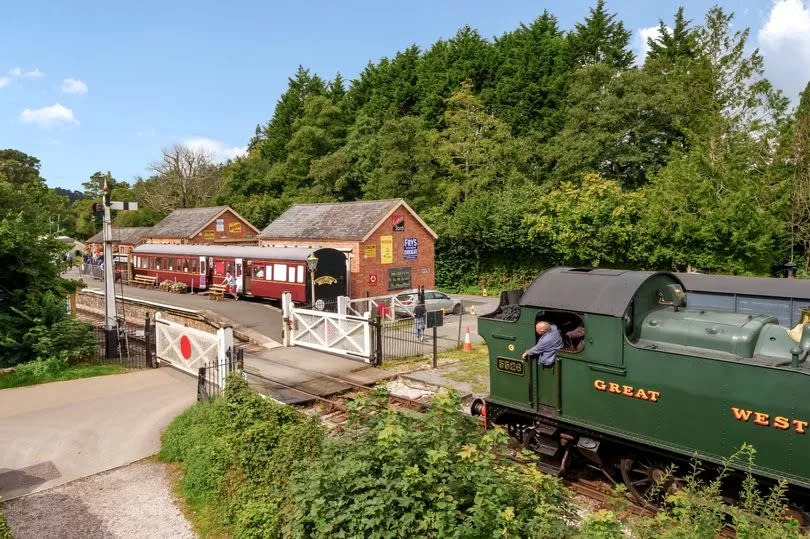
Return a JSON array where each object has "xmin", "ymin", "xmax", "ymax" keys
[{"xmin": 519, "ymin": 267, "xmax": 684, "ymax": 317}]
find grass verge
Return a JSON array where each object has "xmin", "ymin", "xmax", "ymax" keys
[
  {"xmin": 0, "ymin": 363, "xmax": 128, "ymax": 390},
  {"xmin": 382, "ymin": 344, "xmax": 490, "ymax": 393}
]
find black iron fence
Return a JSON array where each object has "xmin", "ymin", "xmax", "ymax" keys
[
  {"xmin": 90, "ymin": 316, "xmax": 156, "ymax": 368},
  {"xmin": 197, "ymin": 347, "xmax": 244, "ymax": 403},
  {"xmin": 372, "ymin": 310, "xmax": 443, "ymax": 366}
]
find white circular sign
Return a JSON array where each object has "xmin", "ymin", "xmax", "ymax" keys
[{"xmin": 315, "ymin": 299, "xmax": 325, "ymax": 311}]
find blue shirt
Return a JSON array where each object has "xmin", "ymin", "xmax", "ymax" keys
[{"xmin": 526, "ymin": 325, "xmax": 564, "ymax": 366}]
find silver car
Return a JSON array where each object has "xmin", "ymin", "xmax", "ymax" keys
[{"xmin": 395, "ymin": 290, "xmax": 462, "ymax": 316}]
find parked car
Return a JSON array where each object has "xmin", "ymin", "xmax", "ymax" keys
[{"xmin": 395, "ymin": 290, "xmax": 463, "ymax": 317}]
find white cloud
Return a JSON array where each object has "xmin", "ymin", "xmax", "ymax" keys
[
  {"xmin": 8, "ymin": 66, "xmax": 45, "ymax": 79},
  {"xmin": 0, "ymin": 77, "xmax": 8, "ymax": 88},
  {"xmin": 183, "ymin": 137, "xmax": 247, "ymax": 162},
  {"xmin": 759, "ymin": 0, "xmax": 810, "ymax": 101},
  {"xmin": 62, "ymin": 78, "xmax": 88, "ymax": 95},
  {"xmin": 20, "ymin": 103, "xmax": 79, "ymax": 128},
  {"xmin": 8, "ymin": 67, "xmax": 22, "ymax": 77},
  {"xmin": 634, "ymin": 25, "xmax": 667, "ymax": 65}
]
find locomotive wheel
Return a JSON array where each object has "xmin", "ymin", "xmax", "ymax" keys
[{"xmin": 620, "ymin": 456, "xmax": 681, "ymax": 509}]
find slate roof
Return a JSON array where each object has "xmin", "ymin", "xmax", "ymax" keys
[
  {"xmin": 86, "ymin": 227, "xmax": 152, "ymax": 245},
  {"xmin": 259, "ymin": 199, "xmax": 436, "ymax": 241},
  {"xmin": 147, "ymin": 206, "xmax": 230, "ymax": 238}
]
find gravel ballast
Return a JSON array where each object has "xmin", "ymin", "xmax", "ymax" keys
[{"xmin": 2, "ymin": 459, "xmax": 195, "ymax": 539}]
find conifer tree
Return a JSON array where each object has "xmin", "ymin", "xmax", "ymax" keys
[{"xmin": 566, "ymin": 0, "xmax": 633, "ymax": 69}]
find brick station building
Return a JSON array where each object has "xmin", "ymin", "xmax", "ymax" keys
[
  {"xmin": 258, "ymin": 199, "xmax": 437, "ymax": 299},
  {"xmin": 143, "ymin": 206, "xmax": 260, "ymax": 245}
]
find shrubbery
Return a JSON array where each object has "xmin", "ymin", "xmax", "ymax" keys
[{"xmin": 161, "ymin": 377, "xmax": 575, "ymax": 538}]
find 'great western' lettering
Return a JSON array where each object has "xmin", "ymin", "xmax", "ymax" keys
[
  {"xmin": 731, "ymin": 407, "xmax": 807, "ymax": 435},
  {"xmin": 593, "ymin": 379, "xmax": 660, "ymax": 402}
]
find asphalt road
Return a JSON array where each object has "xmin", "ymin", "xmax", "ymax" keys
[{"xmin": 0, "ymin": 368, "xmax": 196, "ymax": 501}]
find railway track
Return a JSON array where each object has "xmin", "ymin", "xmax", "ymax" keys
[{"xmin": 241, "ymin": 360, "xmax": 427, "ymax": 426}]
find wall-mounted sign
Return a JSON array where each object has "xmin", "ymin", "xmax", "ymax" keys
[
  {"xmin": 419, "ymin": 267, "xmax": 430, "ymax": 274},
  {"xmin": 203, "ymin": 230, "xmax": 216, "ymax": 240},
  {"xmin": 215, "ymin": 218, "xmax": 225, "ymax": 232},
  {"xmin": 368, "ymin": 273, "xmax": 378, "ymax": 285},
  {"xmin": 403, "ymin": 237, "xmax": 418, "ymax": 260},
  {"xmin": 228, "ymin": 222, "xmax": 242, "ymax": 233},
  {"xmin": 380, "ymin": 235, "xmax": 393, "ymax": 264},
  {"xmin": 314, "ymin": 275, "xmax": 337, "ymax": 285},
  {"xmin": 388, "ymin": 267, "xmax": 412, "ymax": 290},
  {"xmin": 392, "ymin": 214, "xmax": 405, "ymax": 231},
  {"xmin": 364, "ymin": 245, "xmax": 376, "ymax": 259}
]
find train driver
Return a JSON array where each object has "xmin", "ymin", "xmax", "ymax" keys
[{"xmin": 522, "ymin": 321, "xmax": 564, "ymax": 366}]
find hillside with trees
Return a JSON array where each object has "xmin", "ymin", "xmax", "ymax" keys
[{"xmin": 11, "ymin": 2, "xmax": 810, "ymax": 292}]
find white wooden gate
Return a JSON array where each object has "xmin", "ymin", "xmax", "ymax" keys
[
  {"xmin": 155, "ymin": 312, "xmax": 233, "ymax": 377},
  {"xmin": 282, "ymin": 294, "xmax": 372, "ymax": 361}
]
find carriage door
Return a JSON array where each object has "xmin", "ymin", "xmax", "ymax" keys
[
  {"xmin": 199, "ymin": 256, "xmax": 207, "ymax": 288},
  {"xmin": 234, "ymin": 258, "xmax": 244, "ymax": 293}
]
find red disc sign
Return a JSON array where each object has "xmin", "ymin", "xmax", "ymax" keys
[
  {"xmin": 369, "ymin": 273, "xmax": 378, "ymax": 285},
  {"xmin": 179, "ymin": 335, "xmax": 192, "ymax": 360}
]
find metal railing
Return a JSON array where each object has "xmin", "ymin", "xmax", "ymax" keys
[
  {"xmin": 197, "ymin": 348, "xmax": 244, "ymax": 403},
  {"xmin": 90, "ymin": 316, "xmax": 156, "ymax": 368}
]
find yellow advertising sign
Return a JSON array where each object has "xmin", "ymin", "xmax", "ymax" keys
[
  {"xmin": 203, "ymin": 230, "xmax": 215, "ymax": 240},
  {"xmin": 228, "ymin": 222, "xmax": 242, "ymax": 234},
  {"xmin": 364, "ymin": 244, "xmax": 376, "ymax": 259},
  {"xmin": 380, "ymin": 236, "xmax": 393, "ymax": 264}
]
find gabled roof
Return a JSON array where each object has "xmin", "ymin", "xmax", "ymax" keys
[
  {"xmin": 86, "ymin": 227, "xmax": 152, "ymax": 245},
  {"xmin": 147, "ymin": 206, "xmax": 259, "ymax": 239},
  {"xmin": 258, "ymin": 198, "xmax": 437, "ymax": 241}
]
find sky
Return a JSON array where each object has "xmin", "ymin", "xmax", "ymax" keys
[{"xmin": 2, "ymin": 0, "xmax": 809, "ymax": 191}]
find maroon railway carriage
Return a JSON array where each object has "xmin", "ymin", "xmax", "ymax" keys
[{"xmin": 131, "ymin": 244, "xmax": 347, "ymax": 303}]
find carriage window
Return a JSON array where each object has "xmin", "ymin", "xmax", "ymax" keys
[
  {"xmin": 155, "ymin": 258, "xmax": 162, "ymax": 270},
  {"xmin": 183, "ymin": 258, "xmax": 190, "ymax": 272},
  {"xmin": 191, "ymin": 259, "xmax": 198, "ymax": 273},
  {"xmin": 168, "ymin": 257, "xmax": 176, "ymax": 271},
  {"xmin": 200, "ymin": 259, "xmax": 206, "ymax": 273},
  {"xmin": 252, "ymin": 265, "xmax": 265, "ymax": 279},
  {"xmin": 274, "ymin": 264, "xmax": 287, "ymax": 281},
  {"xmin": 535, "ymin": 311, "xmax": 585, "ymax": 353},
  {"xmin": 266, "ymin": 265, "xmax": 273, "ymax": 280},
  {"xmin": 226, "ymin": 263, "xmax": 233, "ymax": 275},
  {"xmin": 296, "ymin": 265, "xmax": 304, "ymax": 283},
  {"xmin": 288, "ymin": 266, "xmax": 295, "ymax": 282}
]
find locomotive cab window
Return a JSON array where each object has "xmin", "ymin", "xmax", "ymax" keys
[{"xmin": 535, "ymin": 311, "xmax": 585, "ymax": 353}]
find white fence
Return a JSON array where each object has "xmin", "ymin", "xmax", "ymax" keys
[
  {"xmin": 155, "ymin": 312, "xmax": 233, "ymax": 383},
  {"xmin": 282, "ymin": 293, "xmax": 372, "ymax": 361},
  {"xmin": 345, "ymin": 294, "xmax": 414, "ymax": 321}
]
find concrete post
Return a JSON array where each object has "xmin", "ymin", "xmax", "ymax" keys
[
  {"xmin": 281, "ymin": 292, "xmax": 292, "ymax": 347},
  {"xmin": 217, "ymin": 325, "xmax": 233, "ymax": 389},
  {"xmin": 363, "ymin": 311, "xmax": 372, "ymax": 362}
]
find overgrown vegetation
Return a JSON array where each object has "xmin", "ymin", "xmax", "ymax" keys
[
  {"xmin": 163, "ymin": 377, "xmax": 803, "ymax": 538},
  {"xmin": 161, "ymin": 376, "xmax": 575, "ymax": 537},
  {"xmin": 0, "ymin": 510, "xmax": 11, "ymax": 539}
]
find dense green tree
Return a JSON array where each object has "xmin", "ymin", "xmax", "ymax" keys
[
  {"xmin": 0, "ymin": 149, "xmax": 42, "ymax": 186},
  {"xmin": 787, "ymin": 82, "xmax": 810, "ymax": 268},
  {"xmin": 416, "ymin": 27, "xmax": 495, "ymax": 125},
  {"xmin": 566, "ymin": 0, "xmax": 634, "ymax": 69},
  {"xmin": 249, "ymin": 66, "xmax": 327, "ymax": 162},
  {"xmin": 489, "ymin": 12, "xmax": 569, "ymax": 141},
  {"xmin": 0, "ymin": 150, "xmax": 85, "ymax": 365},
  {"xmin": 82, "ymin": 171, "xmax": 125, "ymax": 199},
  {"xmin": 646, "ymin": 7, "xmax": 698, "ymax": 63}
]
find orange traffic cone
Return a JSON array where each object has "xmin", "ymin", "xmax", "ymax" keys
[{"xmin": 463, "ymin": 327, "xmax": 473, "ymax": 352}]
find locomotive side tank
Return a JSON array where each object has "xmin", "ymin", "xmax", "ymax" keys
[{"xmin": 477, "ymin": 267, "xmax": 810, "ymax": 491}]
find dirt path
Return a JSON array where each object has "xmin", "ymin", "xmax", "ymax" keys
[{"xmin": 2, "ymin": 459, "xmax": 195, "ymax": 539}]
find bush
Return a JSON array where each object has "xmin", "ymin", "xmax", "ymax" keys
[{"xmin": 25, "ymin": 317, "xmax": 95, "ymax": 364}]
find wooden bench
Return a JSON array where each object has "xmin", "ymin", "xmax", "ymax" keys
[
  {"xmin": 130, "ymin": 275, "xmax": 157, "ymax": 288},
  {"xmin": 208, "ymin": 283, "xmax": 227, "ymax": 301}
]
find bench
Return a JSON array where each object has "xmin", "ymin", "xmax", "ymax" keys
[
  {"xmin": 130, "ymin": 275, "xmax": 157, "ymax": 288},
  {"xmin": 208, "ymin": 283, "xmax": 227, "ymax": 301}
]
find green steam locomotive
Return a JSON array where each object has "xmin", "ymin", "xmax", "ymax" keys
[{"xmin": 474, "ymin": 267, "xmax": 810, "ymax": 505}]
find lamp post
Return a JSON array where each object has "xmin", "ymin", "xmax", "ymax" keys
[{"xmin": 306, "ymin": 252, "xmax": 319, "ymax": 309}]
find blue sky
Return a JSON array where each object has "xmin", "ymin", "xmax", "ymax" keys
[{"xmin": 2, "ymin": 0, "xmax": 809, "ymax": 191}]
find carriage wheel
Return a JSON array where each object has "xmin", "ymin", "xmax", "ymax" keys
[{"xmin": 620, "ymin": 456, "xmax": 681, "ymax": 509}]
